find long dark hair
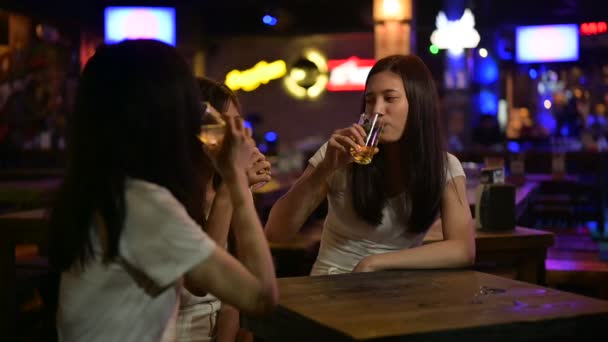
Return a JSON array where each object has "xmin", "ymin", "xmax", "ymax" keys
[
  {"xmin": 50, "ymin": 40, "xmax": 207, "ymax": 272},
  {"xmin": 198, "ymin": 77, "xmax": 241, "ymax": 114},
  {"xmin": 351, "ymin": 55, "xmax": 447, "ymax": 233}
]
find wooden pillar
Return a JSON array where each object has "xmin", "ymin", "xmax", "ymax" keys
[{"xmin": 373, "ymin": 0, "xmax": 413, "ymax": 58}]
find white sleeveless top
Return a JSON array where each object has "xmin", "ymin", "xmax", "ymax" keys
[{"xmin": 308, "ymin": 144, "xmax": 465, "ymax": 275}]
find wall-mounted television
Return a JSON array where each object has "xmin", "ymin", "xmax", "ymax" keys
[
  {"xmin": 515, "ymin": 24, "xmax": 578, "ymax": 63},
  {"xmin": 104, "ymin": 7, "xmax": 176, "ymax": 46}
]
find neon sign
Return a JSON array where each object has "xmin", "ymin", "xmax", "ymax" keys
[
  {"xmin": 284, "ymin": 50, "xmax": 328, "ymax": 99},
  {"xmin": 430, "ymin": 8, "xmax": 480, "ymax": 56},
  {"xmin": 225, "ymin": 60, "xmax": 287, "ymax": 92},
  {"xmin": 327, "ymin": 57, "xmax": 375, "ymax": 91},
  {"xmin": 580, "ymin": 22, "xmax": 607, "ymax": 36}
]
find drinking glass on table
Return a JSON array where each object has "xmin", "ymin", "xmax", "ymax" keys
[
  {"xmin": 350, "ymin": 112, "xmax": 384, "ymax": 165},
  {"xmin": 198, "ymin": 102, "xmax": 226, "ymax": 152}
]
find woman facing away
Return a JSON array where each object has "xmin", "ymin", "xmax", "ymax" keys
[
  {"xmin": 265, "ymin": 54, "xmax": 475, "ymax": 275},
  {"xmin": 49, "ymin": 40, "xmax": 277, "ymax": 342},
  {"xmin": 176, "ymin": 77, "xmax": 270, "ymax": 342}
]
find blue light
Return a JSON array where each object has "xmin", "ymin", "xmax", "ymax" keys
[
  {"xmin": 477, "ymin": 89, "xmax": 498, "ymax": 115},
  {"xmin": 473, "ymin": 57, "xmax": 499, "ymax": 85},
  {"xmin": 259, "ymin": 143, "xmax": 268, "ymax": 153},
  {"xmin": 529, "ymin": 69, "xmax": 538, "ymax": 79},
  {"xmin": 243, "ymin": 120, "xmax": 252, "ymax": 130},
  {"xmin": 262, "ymin": 15, "xmax": 277, "ymax": 26},
  {"xmin": 507, "ymin": 141, "xmax": 521, "ymax": 153},
  {"xmin": 536, "ymin": 111, "xmax": 556, "ymax": 134},
  {"xmin": 585, "ymin": 221, "xmax": 600, "ymax": 239},
  {"xmin": 265, "ymin": 131, "xmax": 277, "ymax": 142},
  {"xmin": 560, "ymin": 126, "xmax": 570, "ymax": 137},
  {"xmin": 496, "ymin": 38, "xmax": 513, "ymax": 60}
]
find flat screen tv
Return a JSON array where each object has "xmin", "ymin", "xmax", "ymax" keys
[
  {"xmin": 515, "ymin": 24, "xmax": 578, "ymax": 63},
  {"xmin": 104, "ymin": 7, "xmax": 176, "ymax": 46}
]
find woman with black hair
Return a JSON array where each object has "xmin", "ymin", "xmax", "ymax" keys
[
  {"xmin": 266, "ymin": 55, "xmax": 474, "ymax": 275},
  {"xmin": 50, "ymin": 40, "xmax": 277, "ymax": 341},
  {"xmin": 176, "ymin": 77, "xmax": 270, "ymax": 342}
]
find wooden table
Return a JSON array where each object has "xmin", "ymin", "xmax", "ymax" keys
[
  {"xmin": 244, "ymin": 270, "xmax": 608, "ymax": 341},
  {"xmin": 0, "ymin": 209, "xmax": 50, "ymax": 342}
]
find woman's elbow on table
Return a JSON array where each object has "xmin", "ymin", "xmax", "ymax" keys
[
  {"xmin": 460, "ymin": 238, "xmax": 476, "ymax": 267},
  {"xmin": 445, "ymin": 233, "xmax": 476, "ymax": 267}
]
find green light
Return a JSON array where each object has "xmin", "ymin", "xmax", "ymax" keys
[{"xmin": 429, "ymin": 45, "xmax": 439, "ymax": 54}]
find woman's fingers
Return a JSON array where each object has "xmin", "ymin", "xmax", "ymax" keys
[
  {"xmin": 328, "ymin": 136, "xmax": 347, "ymax": 153},
  {"xmin": 244, "ymin": 126, "xmax": 253, "ymax": 138},
  {"xmin": 257, "ymin": 160, "xmax": 272, "ymax": 173},
  {"xmin": 246, "ymin": 160, "xmax": 272, "ymax": 187},
  {"xmin": 333, "ymin": 134, "xmax": 360, "ymax": 152},
  {"xmin": 353, "ymin": 124, "xmax": 367, "ymax": 142},
  {"xmin": 251, "ymin": 172, "xmax": 271, "ymax": 184},
  {"xmin": 336, "ymin": 125, "xmax": 366, "ymax": 146}
]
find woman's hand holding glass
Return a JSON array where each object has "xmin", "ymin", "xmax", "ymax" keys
[
  {"xmin": 201, "ymin": 107, "xmax": 255, "ymax": 183},
  {"xmin": 199, "ymin": 102, "xmax": 227, "ymax": 153},
  {"xmin": 319, "ymin": 114, "xmax": 380, "ymax": 172},
  {"xmin": 349, "ymin": 112, "xmax": 384, "ymax": 165}
]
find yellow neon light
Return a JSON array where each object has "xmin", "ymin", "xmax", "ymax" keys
[
  {"xmin": 305, "ymin": 51, "xmax": 328, "ymax": 73},
  {"xmin": 225, "ymin": 60, "xmax": 287, "ymax": 92},
  {"xmin": 307, "ymin": 74, "xmax": 328, "ymax": 98},
  {"xmin": 284, "ymin": 76, "xmax": 307, "ymax": 98},
  {"xmin": 284, "ymin": 49, "xmax": 328, "ymax": 100},
  {"xmin": 290, "ymin": 68, "xmax": 307, "ymax": 81}
]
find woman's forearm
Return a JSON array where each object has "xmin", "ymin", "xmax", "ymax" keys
[
  {"xmin": 215, "ymin": 304, "xmax": 240, "ymax": 342},
  {"xmin": 265, "ymin": 165, "xmax": 331, "ymax": 242},
  {"xmin": 363, "ymin": 239, "xmax": 475, "ymax": 271},
  {"xmin": 204, "ymin": 183, "xmax": 233, "ymax": 247}
]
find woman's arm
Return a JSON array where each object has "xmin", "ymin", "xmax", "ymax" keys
[
  {"xmin": 215, "ymin": 304, "xmax": 240, "ymax": 342},
  {"xmin": 266, "ymin": 124, "xmax": 368, "ymax": 242},
  {"xmin": 185, "ymin": 115, "xmax": 278, "ymax": 315},
  {"xmin": 184, "ymin": 172, "xmax": 278, "ymax": 315},
  {"xmin": 204, "ymin": 183, "xmax": 233, "ymax": 247},
  {"xmin": 211, "ymin": 151, "xmax": 271, "ymax": 339},
  {"xmin": 353, "ymin": 176, "xmax": 475, "ymax": 272},
  {"xmin": 264, "ymin": 164, "xmax": 331, "ymax": 242},
  {"xmin": 200, "ymin": 184, "xmax": 239, "ymax": 340}
]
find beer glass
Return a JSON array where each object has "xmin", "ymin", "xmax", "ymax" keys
[
  {"xmin": 350, "ymin": 112, "xmax": 384, "ymax": 165},
  {"xmin": 198, "ymin": 102, "xmax": 226, "ymax": 151}
]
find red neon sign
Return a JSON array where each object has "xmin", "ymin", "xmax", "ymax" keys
[
  {"xmin": 580, "ymin": 22, "xmax": 607, "ymax": 36},
  {"xmin": 327, "ymin": 57, "xmax": 376, "ymax": 91}
]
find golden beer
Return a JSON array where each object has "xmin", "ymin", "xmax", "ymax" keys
[
  {"xmin": 198, "ymin": 123, "xmax": 225, "ymax": 150},
  {"xmin": 350, "ymin": 146, "xmax": 376, "ymax": 165},
  {"xmin": 349, "ymin": 112, "xmax": 383, "ymax": 165}
]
